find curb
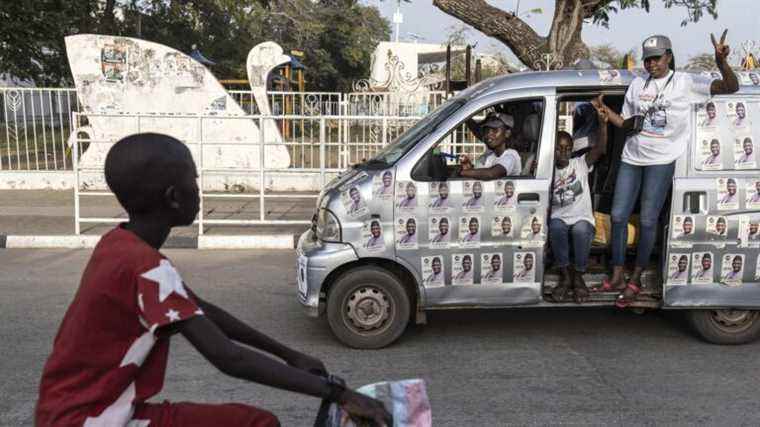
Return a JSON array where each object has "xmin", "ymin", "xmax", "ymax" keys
[{"xmin": 0, "ymin": 234, "xmax": 298, "ymax": 249}]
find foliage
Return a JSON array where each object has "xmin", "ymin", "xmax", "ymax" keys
[
  {"xmin": 0, "ymin": 0, "xmax": 390, "ymax": 90},
  {"xmin": 590, "ymin": 44, "xmax": 634, "ymax": 68},
  {"xmin": 590, "ymin": 0, "xmax": 719, "ymax": 28},
  {"xmin": 685, "ymin": 52, "xmax": 717, "ymax": 70}
]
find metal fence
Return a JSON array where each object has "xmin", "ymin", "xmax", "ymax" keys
[{"xmin": 0, "ymin": 87, "xmax": 448, "ymax": 172}]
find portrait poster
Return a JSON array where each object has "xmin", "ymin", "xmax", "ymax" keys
[
  {"xmin": 520, "ymin": 215, "xmax": 544, "ymax": 246},
  {"xmin": 341, "ymin": 186, "xmax": 368, "ymax": 218},
  {"xmin": 421, "ymin": 256, "xmax": 445, "ymax": 288},
  {"xmin": 667, "ymin": 253, "xmax": 690, "ymax": 285},
  {"xmin": 480, "ymin": 253, "xmax": 504, "ymax": 285},
  {"xmin": 494, "ymin": 180, "xmax": 517, "ymax": 211},
  {"xmin": 462, "ymin": 181, "xmax": 485, "ymax": 213},
  {"xmin": 372, "ymin": 170, "xmax": 394, "ymax": 199},
  {"xmin": 696, "ymin": 101, "xmax": 719, "ymax": 129},
  {"xmin": 734, "ymin": 136, "xmax": 756, "ymax": 169},
  {"xmin": 428, "ymin": 181, "xmax": 451, "ymax": 212},
  {"xmin": 746, "ymin": 180, "xmax": 760, "ymax": 209},
  {"xmin": 451, "ymin": 253, "xmax": 474, "ymax": 286},
  {"xmin": 361, "ymin": 219, "xmax": 385, "ymax": 253},
  {"xmin": 459, "ymin": 216, "xmax": 481, "ymax": 248},
  {"xmin": 428, "ymin": 216, "xmax": 451, "ymax": 249},
  {"xmin": 691, "ymin": 252, "xmax": 714, "ymax": 285},
  {"xmin": 396, "ymin": 181, "xmax": 418, "ymax": 211},
  {"xmin": 696, "ymin": 134, "xmax": 722, "ymax": 170},
  {"xmin": 726, "ymin": 100, "xmax": 751, "ymax": 132},
  {"xmin": 395, "ymin": 216, "xmax": 418, "ymax": 250},
  {"xmin": 716, "ymin": 178, "xmax": 739, "ymax": 211},
  {"xmin": 512, "ymin": 252, "xmax": 535, "ymax": 283},
  {"xmin": 721, "ymin": 253, "xmax": 744, "ymax": 287},
  {"xmin": 706, "ymin": 215, "xmax": 728, "ymax": 238},
  {"xmin": 738, "ymin": 216, "xmax": 760, "ymax": 247},
  {"xmin": 491, "ymin": 215, "xmax": 514, "ymax": 238},
  {"xmin": 671, "ymin": 215, "xmax": 695, "ymax": 239}
]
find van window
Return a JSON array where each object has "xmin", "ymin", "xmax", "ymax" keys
[{"xmin": 411, "ymin": 98, "xmax": 545, "ymax": 181}]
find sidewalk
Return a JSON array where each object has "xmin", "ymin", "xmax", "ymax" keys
[{"xmin": 0, "ymin": 190, "xmax": 314, "ymax": 249}]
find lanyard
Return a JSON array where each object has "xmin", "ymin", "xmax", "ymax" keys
[{"xmin": 643, "ymin": 71, "xmax": 675, "ymax": 103}]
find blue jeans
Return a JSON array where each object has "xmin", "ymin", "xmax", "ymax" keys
[
  {"xmin": 549, "ymin": 218, "xmax": 595, "ymax": 272},
  {"xmin": 610, "ymin": 161, "xmax": 675, "ymax": 268}
]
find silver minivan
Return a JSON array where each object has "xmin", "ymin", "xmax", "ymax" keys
[{"xmin": 296, "ymin": 70, "xmax": 760, "ymax": 348}]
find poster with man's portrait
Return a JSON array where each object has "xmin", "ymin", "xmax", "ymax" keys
[
  {"xmin": 727, "ymin": 101, "xmax": 751, "ymax": 131},
  {"xmin": 395, "ymin": 216, "xmax": 418, "ymax": 250},
  {"xmin": 520, "ymin": 215, "xmax": 544, "ymax": 246},
  {"xmin": 697, "ymin": 136, "xmax": 722, "ymax": 170},
  {"xmin": 691, "ymin": 252, "xmax": 714, "ymax": 284},
  {"xmin": 494, "ymin": 180, "xmax": 517, "ymax": 211},
  {"xmin": 421, "ymin": 256, "xmax": 445, "ymax": 288},
  {"xmin": 697, "ymin": 101, "xmax": 718, "ymax": 129},
  {"xmin": 396, "ymin": 181, "xmax": 418, "ymax": 211},
  {"xmin": 512, "ymin": 252, "xmax": 535, "ymax": 283},
  {"xmin": 462, "ymin": 181, "xmax": 485, "ymax": 213},
  {"xmin": 451, "ymin": 253, "xmax": 474, "ymax": 286},
  {"xmin": 716, "ymin": 178, "xmax": 739, "ymax": 210},
  {"xmin": 734, "ymin": 136, "xmax": 756, "ymax": 169},
  {"xmin": 667, "ymin": 253, "xmax": 690, "ymax": 285},
  {"xmin": 491, "ymin": 215, "xmax": 514, "ymax": 238},
  {"xmin": 429, "ymin": 216, "xmax": 451, "ymax": 249},
  {"xmin": 372, "ymin": 170, "xmax": 394, "ymax": 199},
  {"xmin": 747, "ymin": 180, "xmax": 760, "ymax": 209},
  {"xmin": 361, "ymin": 219, "xmax": 385, "ymax": 253},
  {"xmin": 481, "ymin": 253, "xmax": 504, "ymax": 285},
  {"xmin": 341, "ymin": 186, "xmax": 368, "ymax": 218},
  {"xmin": 738, "ymin": 216, "xmax": 760, "ymax": 248},
  {"xmin": 706, "ymin": 216, "xmax": 728, "ymax": 238},
  {"xmin": 459, "ymin": 216, "xmax": 481, "ymax": 248},
  {"xmin": 721, "ymin": 254, "xmax": 744, "ymax": 286},
  {"xmin": 428, "ymin": 182, "xmax": 451, "ymax": 212},
  {"xmin": 672, "ymin": 215, "xmax": 695, "ymax": 239}
]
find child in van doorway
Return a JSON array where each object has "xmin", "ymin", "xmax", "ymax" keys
[{"xmin": 550, "ymin": 97, "xmax": 608, "ymax": 303}]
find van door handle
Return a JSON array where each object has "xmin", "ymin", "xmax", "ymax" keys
[
  {"xmin": 683, "ymin": 191, "xmax": 706, "ymax": 214},
  {"xmin": 518, "ymin": 193, "xmax": 540, "ymax": 204}
]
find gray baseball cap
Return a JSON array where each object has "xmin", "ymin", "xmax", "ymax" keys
[
  {"xmin": 641, "ymin": 35, "xmax": 672, "ymax": 60},
  {"xmin": 482, "ymin": 112, "xmax": 514, "ymax": 130}
]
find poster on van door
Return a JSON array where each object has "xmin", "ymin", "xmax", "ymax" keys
[
  {"xmin": 481, "ymin": 253, "xmax": 504, "ymax": 285},
  {"xmin": 691, "ymin": 252, "xmax": 714, "ymax": 284},
  {"xmin": 721, "ymin": 253, "xmax": 744, "ymax": 286},
  {"xmin": 428, "ymin": 216, "xmax": 451, "ymax": 249},
  {"xmin": 667, "ymin": 253, "xmax": 690, "ymax": 285},
  {"xmin": 341, "ymin": 186, "xmax": 369, "ymax": 218},
  {"xmin": 462, "ymin": 181, "xmax": 485, "ymax": 213},
  {"xmin": 428, "ymin": 182, "xmax": 451, "ymax": 212},
  {"xmin": 512, "ymin": 252, "xmax": 535, "ymax": 283},
  {"xmin": 361, "ymin": 219, "xmax": 385, "ymax": 253},
  {"xmin": 734, "ymin": 136, "xmax": 756, "ymax": 169},
  {"xmin": 672, "ymin": 215, "xmax": 695, "ymax": 239},
  {"xmin": 696, "ymin": 135, "xmax": 723, "ymax": 170},
  {"xmin": 727, "ymin": 100, "xmax": 751, "ymax": 132},
  {"xmin": 395, "ymin": 216, "xmax": 418, "ymax": 250},
  {"xmin": 421, "ymin": 256, "xmax": 445, "ymax": 288},
  {"xmin": 706, "ymin": 215, "xmax": 728, "ymax": 238},
  {"xmin": 738, "ymin": 216, "xmax": 760, "ymax": 248},
  {"xmin": 494, "ymin": 180, "xmax": 517, "ymax": 211},
  {"xmin": 716, "ymin": 178, "xmax": 739, "ymax": 210},
  {"xmin": 372, "ymin": 170, "xmax": 394, "ymax": 199},
  {"xmin": 746, "ymin": 180, "xmax": 760, "ymax": 209},
  {"xmin": 696, "ymin": 101, "xmax": 719, "ymax": 129},
  {"xmin": 396, "ymin": 181, "xmax": 418, "ymax": 211},
  {"xmin": 520, "ymin": 215, "xmax": 544, "ymax": 247},
  {"xmin": 459, "ymin": 216, "xmax": 481, "ymax": 248},
  {"xmin": 491, "ymin": 215, "xmax": 514, "ymax": 238},
  {"xmin": 451, "ymin": 253, "xmax": 474, "ymax": 286}
]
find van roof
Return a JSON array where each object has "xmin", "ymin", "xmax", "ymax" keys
[{"xmin": 458, "ymin": 69, "xmax": 760, "ymax": 99}]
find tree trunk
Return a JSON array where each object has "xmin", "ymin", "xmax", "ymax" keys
[
  {"xmin": 100, "ymin": 0, "xmax": 116, "ymax": 34},
  {"xmin": 433, "ymin": 0, "xmax": 599, "ymax": 70}
]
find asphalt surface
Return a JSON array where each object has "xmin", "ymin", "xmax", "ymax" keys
[{"xmin": 2, "ymin": 248, "xmax": 760, "ymax": 426}]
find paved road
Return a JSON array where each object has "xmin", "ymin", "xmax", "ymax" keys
[{"xmin": 2, "ymin": 249, "xmax": 760, "ymax": 426}]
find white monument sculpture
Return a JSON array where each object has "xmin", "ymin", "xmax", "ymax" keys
[{"xmin": 65, "ymin": 35, "xmax": 290, "ymax": 188}]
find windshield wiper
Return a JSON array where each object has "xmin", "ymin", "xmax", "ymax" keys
[{"xmin": 353, "ymin": 158, "xmax": 389, "ymax": 170}]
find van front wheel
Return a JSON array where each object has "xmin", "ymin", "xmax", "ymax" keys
[
  {"xmin": 687, "ymin": 309, "xmax": 760, "ymax": 345},
  {"xmin": 327, "ymin": 267, "xmax": 411, "ymax": 349}
]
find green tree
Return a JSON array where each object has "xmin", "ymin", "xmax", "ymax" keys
[{"xmin": 685, "ymin": 52, "xmax": 717, "ymax": 70}]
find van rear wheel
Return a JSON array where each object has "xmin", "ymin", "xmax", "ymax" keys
[
  {"xmin": 687, "ymin": 309, "xmax": 760, "ymax": 345},
  {"xmin": 327, "ymin": 267, "xmax": 410, "ymax": 349}
]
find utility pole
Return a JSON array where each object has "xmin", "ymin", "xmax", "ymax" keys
[{"xmin": 392, "ymin": 0, "xmax": 403, "ymax": 42}]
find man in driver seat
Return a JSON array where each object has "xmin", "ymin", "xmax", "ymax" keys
[{"xmin": 458, "ymin": 112, "xmax": 522, "ymax": 179}]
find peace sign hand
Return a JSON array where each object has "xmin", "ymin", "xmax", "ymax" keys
[{"xmin": 711, "ymin": 29, "xmax": 731, "ymax": 64}]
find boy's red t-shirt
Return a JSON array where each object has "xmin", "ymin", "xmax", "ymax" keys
[{"xmin": 36, "ymin": 226, "xmax": 202, "ymax": 426}]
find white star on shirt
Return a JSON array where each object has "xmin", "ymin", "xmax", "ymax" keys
[
  {"xmin": 141, "ymin": 259, "xmax": 189, "ymax": 303},
  {"xmin": 165, "ymin": 309, "xmax": 181, "ymax": 322}
]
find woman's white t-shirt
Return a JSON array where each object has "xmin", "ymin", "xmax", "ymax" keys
[{"xmin": 621, "ymin": 71, "xmax": 714, "ymax": 166}]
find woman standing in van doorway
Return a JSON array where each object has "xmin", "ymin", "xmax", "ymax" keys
[{"xmin": 592, "ymin": 31, "xmax": 739, "ymax": 307}]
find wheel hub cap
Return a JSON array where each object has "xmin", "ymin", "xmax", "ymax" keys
[{"xmin": 346, "ymin": 287, "xmax": 390, "ymax": 331}]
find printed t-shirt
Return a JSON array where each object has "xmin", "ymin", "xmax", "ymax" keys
[
  {"xmin": 36, "ymin": 226, "xmax": 202, "ymax": 426},
  {"xmin": 621, "ymin": 71, "xmax": 714, "ymax": 166},
  {"xmin": 551, "ymin": 155, "xmax": 595, "ymax": 226}
]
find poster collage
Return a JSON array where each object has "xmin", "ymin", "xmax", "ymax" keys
[
  {"xmin": 338, "ymin": 172, "xmax": 544, "ymax": 287},
  {"xmin": 695, "ymin": 99, "xmax": 758, "ymax": 171}
]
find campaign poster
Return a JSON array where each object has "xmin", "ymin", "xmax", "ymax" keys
[
  {"xmin": 747, "ymin": 180, "xmax": 760, "ymax": 209},
  {"xmin": 756, "ymin": 256, "xmax": 760, "ymax": 281},
  {"xmin": 396, "ymin": 181, "xmax": 418, "ymax": 211},
  {"xmin": 598, "ymin": 69, "xmax": 622, "ymax": 85},
  {"xmin": 361, "ymin": 219, "xmax": 385, "ymax": 253},
  {"xmin": 395, "ymin": 216, "xmax": 418, "ymax": 250},
  {"xmin": 738, "ymin": 216, "xmax": 760, "ymax": 247},
  {"xmin": 667, "ymin": 253, "xmax": 690, "ymax": 285},
  {"xmin": 101, "ymin": 44, "xmax": 128, "ymax": 83},
  {"xmin": 697, "ymin": 135, "xmax": 722, "ymax": 170},
  {"xmin": 716, "ymin": 177, "xmax": 739, "ymax": 211},
  {"xmin": 706, "ymin": 215, "xmax": 728, "ymax": 238},
  {"xmin": 691, "ymin": 252, "xmax": 714, "ymax": 285},
  {"xmin": 491, "ymin": 215, "xmax": 514, "ymax": 238},
  {"xmin": 726, "ymin": 100, "xmax": 751, "ymax": 131},
  {"xmin": 512, "ymin": 252, "xmax": 536, "ymax": 283},
  {"xmin": 459, "ymin": 216, "xmax": 481, "ymax": 248},
  {"xmin": 428, "ymin": 216, "xmax": 451, "ymax": 249},
  {"xmin": 428, "ymin": 182, "xmax": 451, "ymax": 212},
  {"xmin": 740, "ymin": 71, "xmax": 760, "ymax": 86},
  {"xmin": 734, "ymin": 136, "xmax": 756, "ymax": 169},
  {"xmin": 341, "ymin": 186, "xmax": 368, "ymax": 217},
  {"xmin": 451, "ymin": 253, "xmax": 474, "ymax": 286},
  {"xmin": 421, "ymin": 256, "xmax": 445, "ymax": 288},
  {"xmin": 520, "ymin": 215, "xmax": 544, "ymax": 246},
  {"xmin": 494, "ymin": 180, "xmax": 517, "ymax": 211},
  {"xmin": 671, "ymin": 215, "xmax": 695, "ymax": 239},
  {"xmin": 696, "ymin": 101, "xmax": 719, "ymax": 129},
  {"xmin": 462, "ymin": 181, "xmax": 485, "ymax": 213},
  {"xmin": 372, "ymin": 170, "xmax": 394, "ymax": 199},
  {"xmin": 721, "ymin": 253, "xmax": 744, "ymax": 286},
  {"xmin": 481, "ymin": 253, "xmax": 504, "ymax": 285}
]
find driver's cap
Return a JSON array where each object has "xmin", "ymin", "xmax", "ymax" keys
[
  {"xmin": 482, "ymin": 112, "xmax": 514, "ymax": 130},
  {"xmin": 641, "ymin": 35, "xmax": 672, "ymax": 60}
]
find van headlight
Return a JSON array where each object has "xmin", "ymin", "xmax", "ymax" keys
[{"xmin": 316, "ymin": 208, "xmax": 341, "ymax": 242}]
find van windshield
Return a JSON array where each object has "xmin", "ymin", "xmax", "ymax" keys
[{"xmin": 359, "ymin": 98, "xmax": 465, "ymax": 168}]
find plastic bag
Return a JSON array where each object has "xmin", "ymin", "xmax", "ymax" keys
[{"xmin": 315, "ymin": 379, "xmax": 431, "ymax": 427}]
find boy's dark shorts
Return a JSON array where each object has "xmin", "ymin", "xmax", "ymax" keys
[{"xmin": 132, "ymin": 401, "xmax": 280, "ymax": 427}]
